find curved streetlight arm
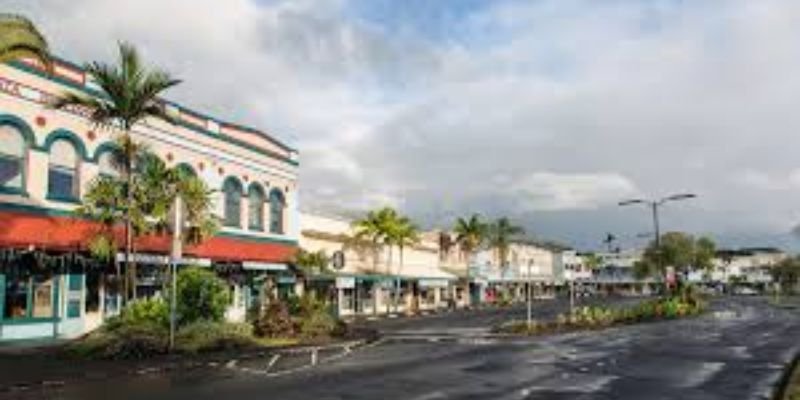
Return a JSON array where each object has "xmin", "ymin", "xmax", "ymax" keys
[
  {"xmin": 618, "ymin": 199, "xmax": 649, "ymax": 207},
  {"xmin": 658, "ymin": 193, "xmax": 696, "ymax": 204}
]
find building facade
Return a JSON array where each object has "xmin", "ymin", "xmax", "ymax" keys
[
  {"xmin": 0, "ymin": 57, "xmax": 299, "ymax": 341},
  {"xmin": 299, "ymin": 212, "xmax": 457, "ymax": 317}
]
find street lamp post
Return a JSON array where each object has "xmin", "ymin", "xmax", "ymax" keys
[{"xmin": 618, "ymin": 193, "xmax": 696, "ymax": 291}]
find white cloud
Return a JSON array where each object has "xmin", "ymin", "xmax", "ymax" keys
[
  {"xmin": 8, "ymin": 0, "xmax": 800, "ymax": 248},
  {"xmin": 511, "ymin": 172, "xmax": 639, "ymax": 211}
]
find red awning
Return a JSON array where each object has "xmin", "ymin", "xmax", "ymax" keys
[{"xmin": 0, "ymin": 208, "xmax": 296, "ymax": 263}]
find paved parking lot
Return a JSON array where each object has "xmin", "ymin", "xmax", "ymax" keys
[{"xmin": 15, "ymin": 297, "xmax": 800, "ymax": 400}]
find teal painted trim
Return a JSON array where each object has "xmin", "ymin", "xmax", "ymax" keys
[
  {"xmin": 0, "ymin": 186, "xmax": 28, "ymax": 196},
  {"xmin": 217, "ymin": 231, "xmax": 298, "ymax": 246},
  {"xmin": 0, "ymin": 201, "xmax": 299, "ymax": 246},
  {"xmin": 0, "ymin": 114, "xmax": 36, "ymax": 144},
  {"xmin": 89, "ymin": 141, "xmax": 118, "ymax": 163},
  {"xmin": 0, "ymin": 201, "xmax": 78, "ymax": 219},
  {"xmin": 7, "ymin": 61, "xmax": 105, "ymax": 99},
  {"xmin": 0, "ymin": 317, "xmax": 60, "ymax": 326},
  {"xmin": 25, "ymin": 280, "xmax": 33, "ymax": 318},
  {"xmin": 247, "ymin": 182, "xmax": 265, "ymax": 196},
  {"xmin": 222, "ymin": 120, "xmax": 296, "ymax": 152},
  {"xmin": 6, "ymin": 63, "xmax": 299, "ymax": 167},
  {"xmin": 45, "ymin": 194, "xmax": 81, "ymax": 204},
  {"xmin": 53, "ymin": 278, "xmax": 60, "ymax": 321},
  {"xmin": 40, "ymin": 129, "xmax": 90, "ymax": 161},
  {"xmin": 172, "ymin": 119, "xmax": 299, "ymax": 167},
  {"xmin": 0, "ymin": 113, "xmax": 35, "ymax": 196},
  {"xmin": 0, "ymin": 275, "xmax": 5, "ymax": 322},
  {"xmin": 222, "ymin": 175, "xmax": 244, "ymax": 191}
]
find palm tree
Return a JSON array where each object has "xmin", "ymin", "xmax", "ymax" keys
[
  {"xmin": 454, "ymin": 214, "xmax": 487, "ymax": 306},
  {"xmin": 454, "ymin": 214, "xmax": 487, "ymax": 266},
  {"xmin": 390, "ymin": 216, "xmax": 419, "ymax": 313},
  {"xmin": 0, "ymin": 14, "xmax": 50, "ymax": 67},
  {"xmin": 79, "ymin": 152, "xmax": 217, "ymax": 301},
  {"xmin": 137, "ymin": 154, "xmax": 219, "ymax": 246},
  {"xmin": 292, "ymin": 249, "xmax": 330, "ymax": 276},
  {"xmin": 603, "ymin": 233, "xmax": 617, "ymax": 253},
  {"xmin": 52, "ymin": 42, "xmax": 181, "ymax": 301},
  {"xmin": 352, "ymin": 207, "xmax": 397, "ymax": 314},
  {"xmin": 487, "ymin": 217, "xmax": 524, "ymax": 273}
]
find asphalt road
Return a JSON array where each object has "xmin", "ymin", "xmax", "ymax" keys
[{"xmin": 22, "ymin": 297, "xmax": 800, "ymax": 400}]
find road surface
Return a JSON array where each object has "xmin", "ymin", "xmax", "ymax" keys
[{"xmin": 16, "ymin": 297, "xmax": 800, "ymax": 400}]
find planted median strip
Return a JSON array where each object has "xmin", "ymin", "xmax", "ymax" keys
[{"xmin": 494, "ymin": 294, "xmax": 706, "ymax": 335}]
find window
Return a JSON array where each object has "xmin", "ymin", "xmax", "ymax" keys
[
  {"xmin": 3, "ymin": 272, "xmax": 55, "ymax": 320},
  {"xmin": 0, "ymin": 124, "xmax": 26, "ymax": 191},
  {"xmin": 248, "ymin": 185, "xmax": 265, "ymax": 231},
  {"xmin": 48, "ymin": 139, "xmax": 80, "ymax": 200},
  {"xmin": 269, "ymin": 189, "xmax": 285, "ymax": 234},
  {"xmin": 223, "ymin": 178, "xmax": 243, "ymax": 228},
  {"xmin": 31, "ymin": 277, "xmax": 54, "ymax": 318}
]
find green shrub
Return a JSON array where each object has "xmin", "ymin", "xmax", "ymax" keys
[
  {"xmin": 112, "ymin": 297, "xmax": 170, "ymax": 329},
  {"xmin": 174, "ymin": 267, "xmax": 230, "ymax": 325},
  {"xmin": 175, "ymin": 321, "xmax": 256, "ymax": 353}
]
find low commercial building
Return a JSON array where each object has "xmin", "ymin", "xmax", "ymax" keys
[
  {"xmin": 299, "ymin": 212, "xmax": 456, "ymax": 317},
  {"xmin": 0, "ymin": 57, "xmax": 299, "ymax": 341},
  {"xmin": 711, "ymin": 247, "xmax": 787, "ymax": 286}
]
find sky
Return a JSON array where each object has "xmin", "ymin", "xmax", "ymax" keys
[{"xmin": 6, "ymin": 0, "xmax": 800, "ymax": 251}]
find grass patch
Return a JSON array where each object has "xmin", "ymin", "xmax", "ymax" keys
[
  {"xmin": 495, "ymin": 295, "xmax": 706, "ymax": 335},
  {"xmin": 782, "ymin": 359, "xmax": 800, "ymax": 400}
]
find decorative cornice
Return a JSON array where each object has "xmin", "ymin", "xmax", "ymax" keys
[{"xmin": 3, "ymin": 58, "xmax": 299, "ymax": 165}]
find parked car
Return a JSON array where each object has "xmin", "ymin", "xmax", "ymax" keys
[{"xmin": 733, "ymin": 286, "xmax": 758, "ymax": 296}]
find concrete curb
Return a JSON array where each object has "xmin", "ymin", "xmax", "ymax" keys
[{"xmin": 769, "ymin": 351, "xmax": 800, "ymax": 400}]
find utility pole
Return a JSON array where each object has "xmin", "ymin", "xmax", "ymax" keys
[{"xmin": 169, "ymin": 196, "xmax": 183, "ymax": 351}]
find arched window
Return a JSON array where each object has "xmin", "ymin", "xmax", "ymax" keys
[
  {"xmin": 269, "ymin": 189, "xmax": 285, "ymax": 234},
  {"xmin": 0, "ymin": 124, "xmax": 27, "ymax": 191},
  {"xmin": 223, "ymin": 178, "xmax": 243, "ymax": 228},
  {"xmin": 48, "ymin": 139, "xmax": 80, "ymax": 200},
  {"xmin": 97, "ymin": 151, "xmax": 118, "ymax": 178},
  {"xmin": 248, "ymin": 184, "xmax": 265, "ymax": 231}
]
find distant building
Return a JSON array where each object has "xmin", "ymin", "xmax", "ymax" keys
[
  {"xmin": 710, "ymin": 247, "xmax": 787, "ymax": 285},
  {"xmin": 298, "ymin": 212, "xmax": 458, "ymax": 316}
]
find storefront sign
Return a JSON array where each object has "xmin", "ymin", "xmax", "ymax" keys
[
  {"xmin": 242, "ymin": 261, "xmax": 287, "ymax": 271},
  {"xmin": 277, "ymin": 276, "xmax": 296, "ymax": 284},
  {"xmin": 115, "ymin": 253, "xmax": 211, "ymax": 266},
  {"xmin": 419, "ymin": 279, "xmax": 449, "ymax": 288},
  {"xmin": 336, "ymin": 276, "xmax": 356, "ymax": 289}
]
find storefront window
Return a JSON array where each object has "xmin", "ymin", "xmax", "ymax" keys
[
  {"xmin": 4, "ymin": 275, "xmax": 28, "ymax": 319},
  {"xmin": 3, "ymin": 273, "xmax": 55, "ymax": 320},
  {"xmin": 32, "ymin": 277, "xmax": 54, "ymax": 318}
]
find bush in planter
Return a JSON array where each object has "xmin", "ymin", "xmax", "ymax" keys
[
  {"xmin": 68, "ymin": 298, "xmax": 170, "ymax": 359},
  {"xmin": 175, "ymin": 321, "xmax": 256, "ymax": 353},
  {"xmin": 296, "ymin": 294, "xmax": 342, "ymax": 339},
  {"xmin": 253, "ymin": 300, "xmax": 297, "ymax": 338},
  {"xmin": 174, "ymin": 267, "xmax": 231, "ymax": 325}
]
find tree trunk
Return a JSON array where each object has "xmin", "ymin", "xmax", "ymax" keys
[{"xmin": 123, "ymin": 131, "xmax": 135, "ymax": 303}]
